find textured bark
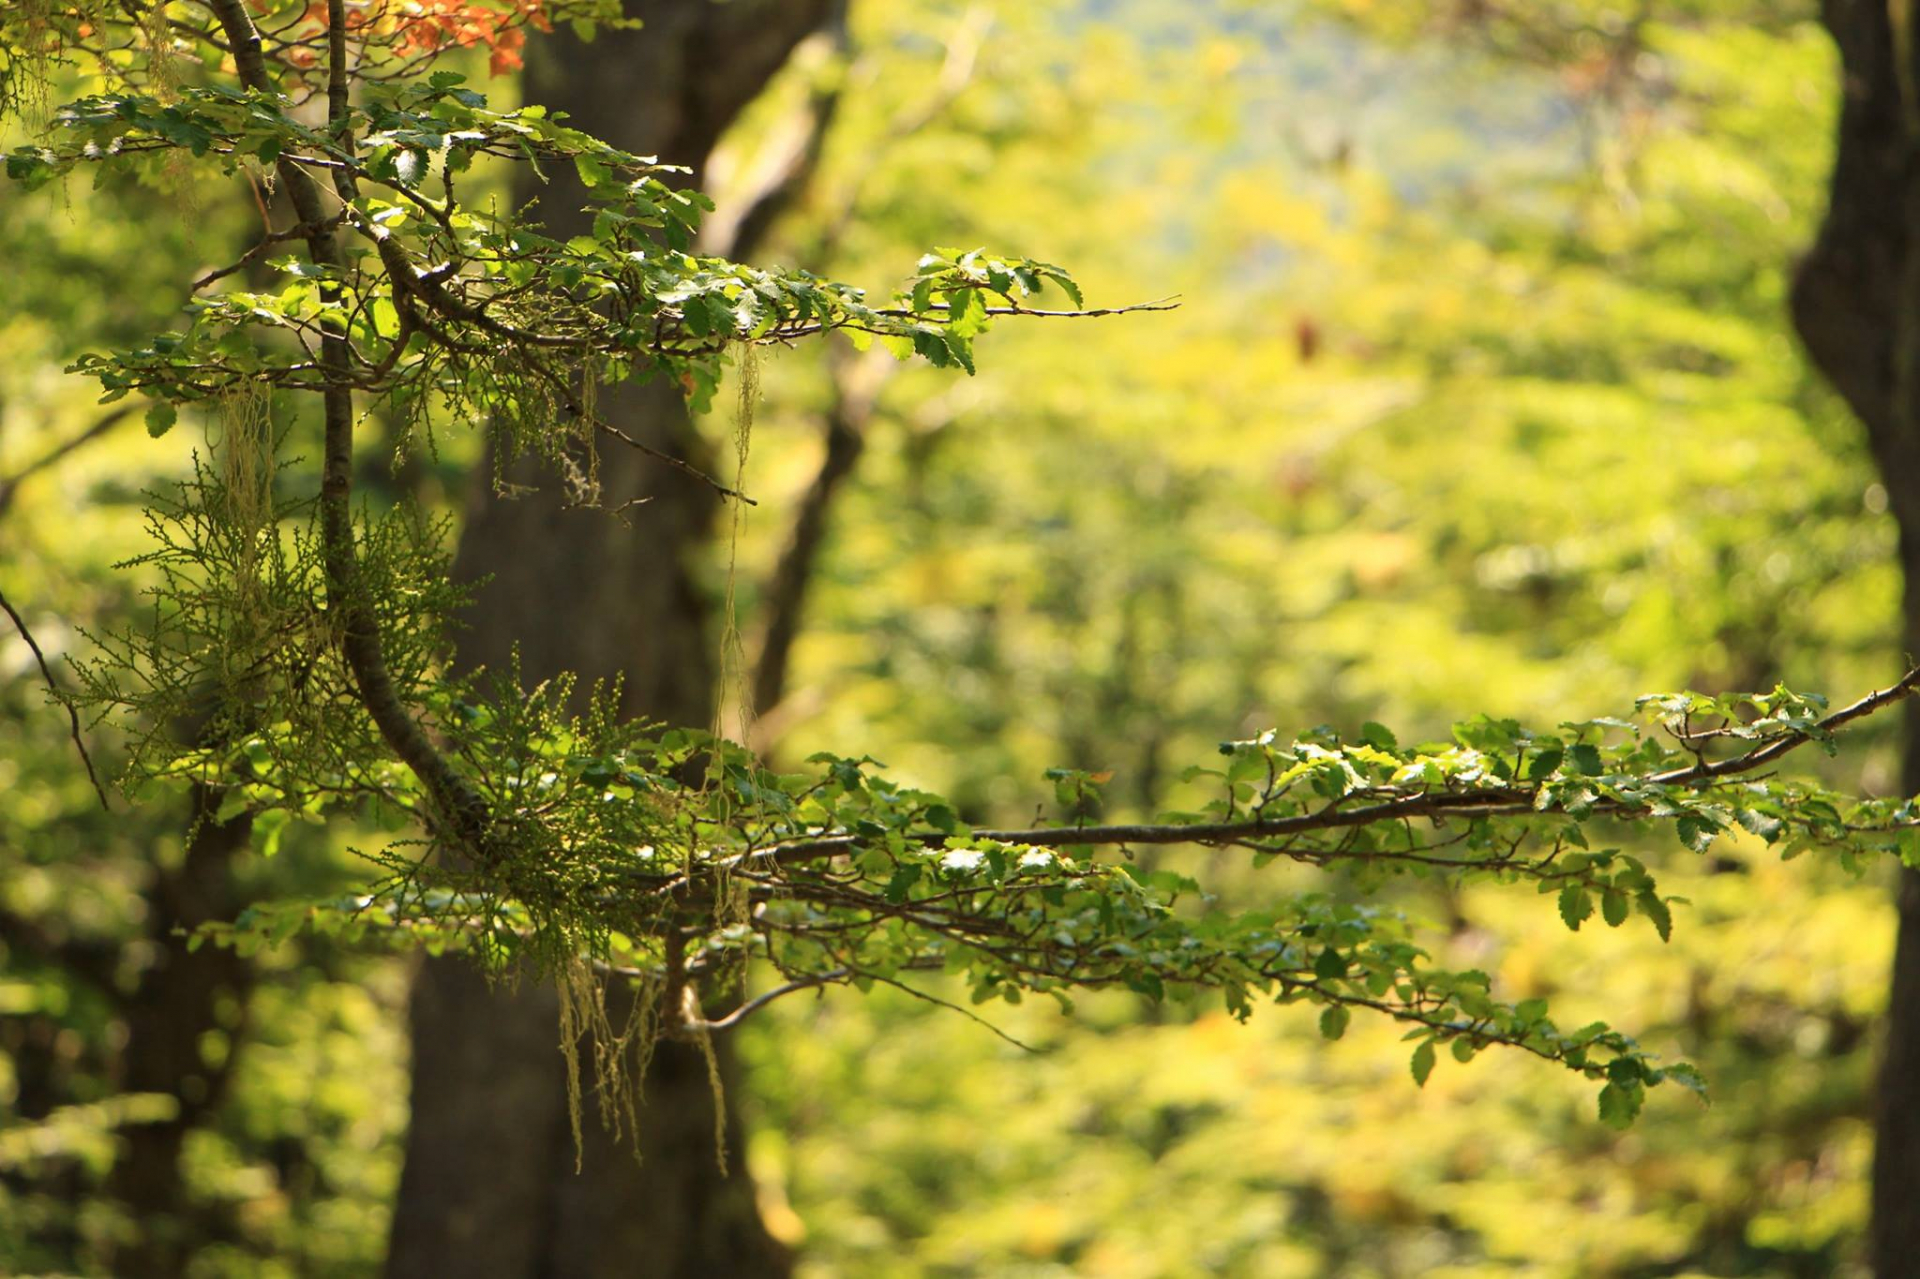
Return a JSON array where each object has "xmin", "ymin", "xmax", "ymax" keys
[
  {"xmin": 1792, "ymin": 3, "xmax": 1920, "ymax": 1271},
  {"xmin": 386, "ymin": 5, "xmax": 831, "ymax": 1275}
]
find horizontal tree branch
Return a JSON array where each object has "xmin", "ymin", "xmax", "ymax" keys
[
  {"xmin": 741, "ymin": 668, "xmax": 1920, "ymax": 867},
  {"xmin": 0, "ymin": 406, "xmax": 135, "ymax": 520}
]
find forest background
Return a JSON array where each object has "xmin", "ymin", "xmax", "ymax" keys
[{"xmin": 0, "ymin": 1, "xmax": 1904, "ymax": 1276}]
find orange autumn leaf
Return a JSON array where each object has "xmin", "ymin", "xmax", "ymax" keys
[{"xmin": 269, "ymin": 0, "xmax": 549, "ymax": 74}]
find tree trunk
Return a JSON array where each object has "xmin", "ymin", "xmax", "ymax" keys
[
  {"xmin": 1792, "ymin": 3, "xmax": 1920, "ymax": 1270},
  {"xmin": 108, "ymin": 789, "xmax": 254, "ymax": 1278},
  {"xmin": 385, "ymin": 4, "xmax": 832, "ymax": 1275}
]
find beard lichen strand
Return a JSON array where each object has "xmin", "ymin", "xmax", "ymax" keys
[
  {"xmin": 558, "ymin": 954, "xmax": 661, "ymax": 1171},
  {"xmin": 143, "ymin": 0, "xmax": 178, "ymax": 102},
  {"xmin": 207, "ymin": 382, "xmax": 281, "ymax": 709},
  {"xmin": 696, "ymin": 343, "xmax": 761, "ymax": 1005},
  {"xmin": 4, "ymin": 0, "xmax": 57, "ymax": 125},
  {"xmin": 204, "ymin": 0, "xmax": 492, "ymax": 855},
  {"xmin": 572, "ymin": 367, "xmax": 599, "ymax": 501},
  {"xmin": 718, "ymin": 342, "xmax": 759, "ymax": 748}
]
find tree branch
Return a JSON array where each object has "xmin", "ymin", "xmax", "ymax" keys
[
  {"xmin": 699, "ymin": 0, "xmax": 851, "ymax": 260},
  {"xmin": 0, "ymin": 586, "xmax": 109, "ymax": 810},
  {"xmin": 743, "ymin": 668, "xmax": 1920, "ymax": 867},
  {"xmin": 0, "ymin": 406, "xmax": 136, "ymax": 521},
  {"xmin": 204, "ymin": 0, "xmax": 492, "ymax": 850}
]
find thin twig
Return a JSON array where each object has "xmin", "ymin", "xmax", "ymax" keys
[
  {"xmin": 0, "ymin": 406, "xmax": 136, "ymax": 520},
  {"xmin": 696, "ymin": 967, "xmax": 850, "ymax": 1031},
  {"xmin": 771, "ymin": 296, "xmax": 1183, "ymax": 342},
  {"xmin": 594, "ymin": 420, "xmax": 757, "ymax": 504},
  {"xmin": 888, "ymin": 295, "xmax": 1184, "ymax": 320},
  {"xmin": 859, "ymin": 969, "xmax": 1040, "ymax": 1052},
  {"xmin": 0, "ymin": 587, "xmax": 109, "ymax": 810},
  {"xmin": 190, "ymin": 214, "xmax": 348, "ymax": 292},
  {"xmin": 1647, "ymin": 666, "xmax": 1920, "ymax": 782}
]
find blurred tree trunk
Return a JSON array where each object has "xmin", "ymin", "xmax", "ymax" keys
[
  {"xmin": 0, "ymin": 781, "xmax": 253, "ymax": 1278},
  {"xmin": 1792, "ymin": 2, "xmax": 1920, "ymax": 1270},
  {"xmin": 385, "ymin": 4, "xmax": 832, "ymax": 1276},
  {"xmin": 106, "ymin": 790, "xmax": 254, "ymax": 1278}
]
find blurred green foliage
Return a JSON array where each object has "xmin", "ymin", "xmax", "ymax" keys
[
  {"xmin": 0, "ymin": 0, "xmax": 1901, "ymax": 1275},
  {"xmin": 725, "ymin": 2, "xmax": 1896, "ymax": 1275}
]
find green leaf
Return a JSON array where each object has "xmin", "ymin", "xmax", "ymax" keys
[
  {"xmin": 5, "ymin": 149, "xmax": 56, "ymax": 185},
  {"xmin": 1359, "ymin": 721, "xmax": 1398, "ymax": 752},
  {"xmin": 1736, "ymin": 807, "xmax": 1784, "ymax": 843},
  {"xmin": 394, "ymin": 148, "xmax": 426, "ymax": 187},
  {"xmin": 253, "ymin": 809, "xmax": 291, "ymax": 857},
  {"xmin": 1557, "ymin": 885, "xmax": 1593, "ymax": 931},
  {"xmin": 1318, "ymin": 1004, "xmax": 1350, "ymax": 1041},
  {"xmin": 213, "ymin": 788, "xmax": 249, "ymax": 824},
  {"xmin": 1450, "ymin": 1036, "xmax": 1477, "ymax": 1063},
  {"xmin": 573, "ymin": 152, "xmax": 612, "ymax": 189},
  {"xmin": 946, "ymin": 286, "xmax": 989, "ymax": 338},
  {"xmin": 145, "ymin": 401, "xmax": 177, "ymax": 438},
  {"xmin": 1526, "ymin": 745, "xmax": 1564, "ymax": 781},
  {"xmin": 1600, "ymin": 888, "xmax": 1629, "ymax": 928},
  {"xmin": 1660, "ymin": 1062, "xmax": 1710, "ymax": 1101},
  {"xmin": 1410, "ymin": 1040, "xmax": 1437, "ymax": 1087},
  {"xmin": 1597, "ymin": 1080, "xmax": 1643, "ymax": 1129},
  {"xmin": 1676, "ymin": 812, "xmax": 1718, "ymax": 852},
  {"xmin": 1637, "ymin": 889, "xmax": 1673, "ymax": 942}
]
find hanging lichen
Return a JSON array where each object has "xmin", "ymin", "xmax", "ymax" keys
[
  {"xmin": 557, "ymin": 956, "xmax": 661, "ymax": 1172},
  {"xmin": 212, "ymin": 381, "xmax": 277, "ymax": 681},
  {"xmin": 1, "ymin": 0, "xmax": 58, "ymax": 126}
]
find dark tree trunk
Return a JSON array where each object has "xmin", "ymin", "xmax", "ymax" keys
[
  {"xmin": 385, "ymin": 5, "xmax": 832, "ymax": 1275},
  {"xmin": 1793, "ymin": 3, "xmax": 1920, "ymax": 1270},
  {"xmin": 108, "ymin": 788, "xmax": 254, "ymax": 1279},
  {"xmin": 0, "ymin": 797, "xmax": 253, "ymax": 1279}
]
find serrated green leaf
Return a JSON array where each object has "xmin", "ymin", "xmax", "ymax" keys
[
  {"xmin": 1526, "ymin": 745, "xmax": 1564, "ymax": 781},
  {"xmin": 1676, "ymin": 812, "xmax": 1718, "ymax": 852},
  {"xmin": 1736, "ymin": 807, "xmax": 1784, "ymax": 843},
  {"xmin": 1661, "ymin": 1062, "xmax": 1710, "ymax": 1101},
  {"xmin": 573, "ymin": 152, "xmax": 612, "ymax": 189},
  {"xmin": 1557, "ymin": 884, "xmax": 1593, "ymax": 931},
  {"xmin": 1359, "ymin": 721, "xmax": 1398, "ymax": 752},
  {"xmin": 1410, "ymin": 1040, "xmax": 1436, "ymax": 1087},
  {"xmin": 1597, "ymin": 1080, "xmax": 1643, "ymax": 1129},
  {"xmin": 1638, "ymin": 889, "xmax": 1673, "ymax": 942}
]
